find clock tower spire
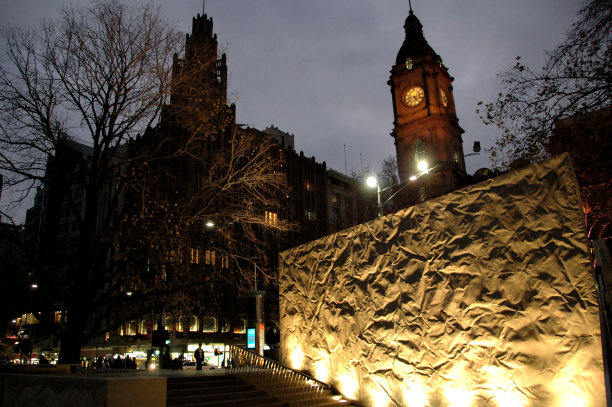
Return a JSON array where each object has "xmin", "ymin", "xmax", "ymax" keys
[{"xmin": 388, "ymin": 7, "xmax": 466, "ymax": 203}]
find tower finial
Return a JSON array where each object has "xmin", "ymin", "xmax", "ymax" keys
[
  {"xmin": 203, "ymin": 0, "xmax": 206, "ymax": 14},
  {"xmin": 408, "ymin": 0, "xmax": 413, "ymax": 13}
]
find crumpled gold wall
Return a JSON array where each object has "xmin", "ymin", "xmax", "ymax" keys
[{"xmin": 279, "ymin": 154, "xmax": 605, "ymax": 407}]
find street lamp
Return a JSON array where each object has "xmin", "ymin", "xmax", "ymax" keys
[
  {"xmin": 417, "ymin": 160, "xmax": 429, "ymax": 173},
  {"xmin": 366, "ymin": 175, "xmax": 415, "ymax": 218},
  {"xmin": 367, "ymin": 144, "xmax": 480, "ymax": 217}
]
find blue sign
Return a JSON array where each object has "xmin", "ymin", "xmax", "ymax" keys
[{"xmin": 247, "ymin": 328, "xmax": 256, "ymax": 348}]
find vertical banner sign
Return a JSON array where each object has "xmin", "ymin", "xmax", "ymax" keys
[{"xmin": 258, "ymin": 323, "xmax": 265, "ymax": 357}]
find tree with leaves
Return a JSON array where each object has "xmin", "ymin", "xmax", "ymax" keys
[{"xmin": 479, "ymin": 0, "xmax": 611, "ymax": 237}]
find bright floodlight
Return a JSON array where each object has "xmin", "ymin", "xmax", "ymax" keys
[
  {"xmin": 366, "ymin": 176, "xmax": 378, "ymax": 188},
  {"xmin": 205, "ymin": 220, "xmax": 215, "ymax": 228},
  {"xmin": 409, "ymin": 175, "xmax": 418, "ymax": 181},
  {"xmin": 417, "ymin": 160, "xmax": 428, "ymax": 172}
]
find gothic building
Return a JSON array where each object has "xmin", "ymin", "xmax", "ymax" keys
[
  {"xmin": 389, "ymin": 7, "xmax": 468, "ymax": 203},
  {"xmin": 16, "ymin": 10, "xmax": 368, "ymax": 365}
]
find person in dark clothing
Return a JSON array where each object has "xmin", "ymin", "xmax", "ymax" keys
[
  {"xmin": 162, "ymin": 347, "xmax": 172, "ymax": 369},
  {"xmin": 194, "ymin": 343, "xmax": 204, "ymax": 371}
]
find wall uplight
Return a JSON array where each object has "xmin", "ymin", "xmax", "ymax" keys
[
  {"xmin": 337, "ymin": 369, "xmax": 359, "ymax": 400},
  {"xmin": 401, "ymin": 379, "xmax": 429, "ymax": 407},
  {"xmin": 287, "ymin": 336, "xmax": 304, "ymax": 370}
]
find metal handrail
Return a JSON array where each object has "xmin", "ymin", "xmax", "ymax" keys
[{"xmin": 226, "ymin": 345, "xmax": 330, "ymax": 406}]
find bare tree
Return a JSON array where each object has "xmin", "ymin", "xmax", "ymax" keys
[
  {"xmin": 478, "ymin": 0, "xmax": 611, "ymax": 238},
  {"xmin": 1, "ymin": 0, "xmax": 295, "ymax": 362},
  {"xmin": 478, "ymin": 0, "xmax": 611, "ymax": 168},
  {"xmin": 0, "ymin": 0, "xmax": 184, "ymax": 363}
]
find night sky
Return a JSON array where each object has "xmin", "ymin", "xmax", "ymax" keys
[{"xmin": 1, "ymin": 0, "xmax": 580, "ymax": 180}]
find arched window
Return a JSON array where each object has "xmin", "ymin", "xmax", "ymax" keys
[
  {"xmin": 202, "ymin": 316, "xmax": 217, "ymax": 333},
  {"xmin": 126, "ymin": 321, "xmax": 137, "ymax": 336},
  {"xmin": 414, "ymin": 141, "xmax": 427, "ymax": 171},
  {"xmin": 233, "ymin": 318, "xmax": 246, "ymax": 334},
  {"xmin": 189, "ymin": 315, "xmax": 198, "ymax": 332},
  {"xmin": 164, "ymin": 316, "xmax": 173, "ymax": 331},
  {"xmin": 405, "ymin": 57, "xmax": 413, "ymax": 70}
]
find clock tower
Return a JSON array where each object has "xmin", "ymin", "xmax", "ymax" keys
[{"xmin": 389, "ymin": 6, "xmax": 466, "ymax": 202}]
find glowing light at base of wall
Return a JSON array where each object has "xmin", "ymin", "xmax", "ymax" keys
[
  {"xmin": 367, "ymin": 381, "xmax": 391, "ymax": 407},
  {"xmin": 401, "ymin": 379, "xmax": 428, "ymax": 407},
  {"xmin": 312, "ymin": 352, "xmax": 331, "ymax": 383},
  {"xmin": 336, "ymin": 369, "xmax": 359, "ymax": 401},
  {"xmin": 481, "ymin": 365, "xmax": 528, "ymax": 407},
  {"xmin": 553, "ymin": 350, "xmax": 598, "ymax": 407},
  {"xmin": 287, "ymin": 336, "xmax": 304, "ymax": 371}
]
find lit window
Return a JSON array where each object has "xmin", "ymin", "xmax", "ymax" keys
[
  {"xmin": 305, "ymin": 210, "xmax": 317, "ymax": 221},
  {"xmin": 205, "ymin": 250, "xmax": 216, "ymax": 265},
  {"xmin": 221, "ymin": 253, "xmax": 230, "ymax": 269},
  {"xmin": 405, "ymin": 57, "xmax": 413, "ymax": 70},
  {"xmin": 126, "ymin": 321, "xmax": 137, "ymax": 336},
  {"xmin": 139, "ymin": 320, "xmax": 147, "ymax": 335},
  {"xmin": 304, "ymin": 180, "xmax": 312, "ymax": 191},
  {"xmin": 189, "ymin": 315, "xmax": 198, "ymax": 332},
  {"xmin": 191, "ymin": 248, "xmax": 200, "ymax": 264},
  {"xmin": 265, "ymin": 211, "xmax": 278, "ymax": 226},
  {"xmin": 415, "ymin": 141, "xmax": 426, "ymax": 164},
  {"xmin": 176, "ymin": 317, "xmax": 184, "ymax": 332}
]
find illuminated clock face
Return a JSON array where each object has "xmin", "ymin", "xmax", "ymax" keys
[
  {"xmin": 440, "ymin": 89, "xmax": 448, "ymax": 107},
  {"xmin": 404, "ymin": 86, "xmax": 425, "ymax": 107}
]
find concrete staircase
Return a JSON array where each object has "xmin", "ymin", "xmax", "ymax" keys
[
  {"xmin": 236, "ymin": 372, "xmax": 355, "ymax": 406},
  {"xmin": 166, "ymin": 374, "xmax": 289, "ymax": 407},
  {"xmin": 166, "ymin": 373, "xmax": 356, "ymax": 406}
]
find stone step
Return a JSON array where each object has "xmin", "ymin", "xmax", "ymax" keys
[
  {"xmin": 166, "ymin": 374, "xmax": 289, "ymax": 407},
  {"xmin": 168, "ymin": 379, "xmax": 244, "ymax": 391},
  {"xmin": 167, "ymin": 384, "xmax": 255, "ymax": 398},
  {"xmin": 169, "ymin": 394, "xmax": 288, "ymax": 407}
]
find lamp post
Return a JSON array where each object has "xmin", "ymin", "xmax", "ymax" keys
[
  {"xmin": 367, "ymin": 144, "xmax": 480, "ymax": 217},
  {"xmin": 366, "ymin": 175, "xmax": 418, "ymax": 218}
]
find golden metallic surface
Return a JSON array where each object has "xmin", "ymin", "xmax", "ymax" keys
[{"xmin": 279, "ymin": 154, "xmax": 605, "ymax": 407}]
